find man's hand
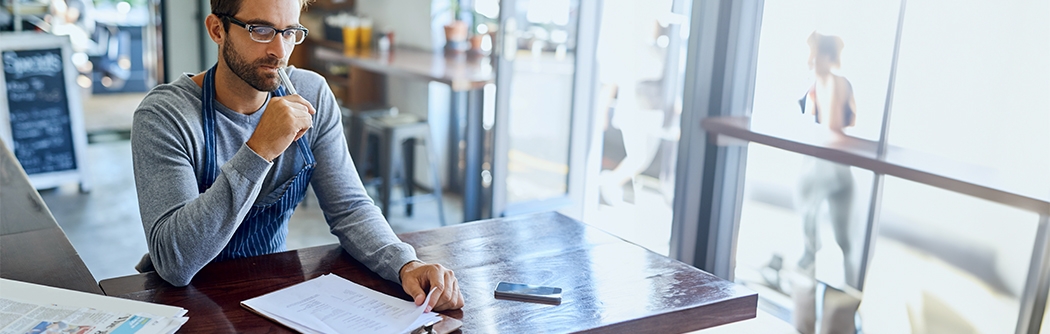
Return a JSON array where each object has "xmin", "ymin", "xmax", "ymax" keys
[
  {"xmin": 246, "ymin": 95, "xmax": 316, "ymax": 162},
  {"xmin": 400, "ymin": 261, "xmax": 464, "ymax": 312}
]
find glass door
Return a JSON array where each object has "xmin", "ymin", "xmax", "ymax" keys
[
  {"xmin": 487, "ymin": 0, "xmax": 599, "ymax": 218},
  {"xmin": 587, "ymin": 0, "xmax": 692, "ymax": 256}
]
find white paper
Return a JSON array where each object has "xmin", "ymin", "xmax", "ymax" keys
[{"xmin": 241, "ymin": 274, "xmax": 442, "ymax": 334}]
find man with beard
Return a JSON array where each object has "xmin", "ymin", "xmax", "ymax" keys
[{"xmin": 130, "ymin": 0, "xmax": 464, "ymax": 312}]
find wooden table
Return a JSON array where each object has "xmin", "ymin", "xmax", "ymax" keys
[
  {"xmin": 314, "ymin": 46, "xmax": 495, "ymax": 222},
  {"xmin": 99, "ymin": 212, "xmax": 757, "ymax": 333},
  {"xmin": 0, "ymin": 142, "xmax": 102, "ymax": 294},
  {"xmin": 314, "ymin": 46, "xmax": 494, "ymax": 92}
]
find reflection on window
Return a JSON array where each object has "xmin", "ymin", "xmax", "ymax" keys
[
  {"xmin": 862, "ymin": 177, "xmax": 1038, "ymax": 334},
  {"xmin": 504, "ymin": 0, "xmax": 578, "ymax": 204},
  {"xmin": 525, "ymin": 0, "xmax": 571, "ymax": 25},
  {"xmin": 750, "ymin": 0, "xmax": 900, "ymax": 141},
  {"xmin": 590, "ymin": 0, "xmax": 690, "ymax": 256},
  {"xmin": 735, "ymin": 0, "xmax": 1050, "ymax": 332},
  {"xmin": 735, "ymin": 145, "xmax": 874, "ymax": 333},
  {"xmin": 476, "ymin": 0, "xmax": 500, "ymax": 19},
  {"xmin": 888, "ymin": 0, "xmax": 1050, "ymax": 196}
]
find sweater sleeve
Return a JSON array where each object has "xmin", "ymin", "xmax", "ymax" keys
[
  {"xmin": 296, "ymin": 70, "xmax": 419, "ymax": 284},
  {"xmin": 131, "ymin": 92, "xmax": 273, "ymax": 287}
]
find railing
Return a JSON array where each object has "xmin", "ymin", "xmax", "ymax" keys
[{"xmin": 702, "ymin": 115, "xmax": 1050, "ymax": 334}]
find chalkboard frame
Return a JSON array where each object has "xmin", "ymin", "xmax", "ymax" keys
[{"xmin": 0, "ymin": 32, "xmax": 91, "ymax": 192}]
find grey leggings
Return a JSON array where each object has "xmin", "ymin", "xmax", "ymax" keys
[{"xmin": 797, "ymin": 158, "xmax": 856, "ymax": 286}]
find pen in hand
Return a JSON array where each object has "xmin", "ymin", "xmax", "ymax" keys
[
  {"xmin": 274, "ymin": 66, "xmax": 312, "ymax": 144},
  {"xmin": 277, "ymin": 67, "xmax": 297, "ymax": 95}
]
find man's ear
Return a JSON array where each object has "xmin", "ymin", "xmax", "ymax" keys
[{"xmin": 205, "ymin": 14, "xmax": 225, "ymax": 44}]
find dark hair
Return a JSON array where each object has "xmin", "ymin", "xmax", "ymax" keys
[
  {"xmin": 211, "ymin": 0, "xmax": 314, "ymax": 30},
  {"xmin": 808, "ymin": 31, "xmax": 844, "ymax": 66}
]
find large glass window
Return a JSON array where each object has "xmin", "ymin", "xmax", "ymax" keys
[
  {"xmin": 731, "ymin": 0, "xmax": 1050, "ymax": 332},
  {"xmin": 888, "ymin": 0, "xmax": 1050, "ymax": 194},
  {"xmin": 863, "ymin": 177, "xmax": 1038, "ymax": 334}
]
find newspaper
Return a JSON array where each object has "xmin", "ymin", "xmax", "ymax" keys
[
  {"xmin": 0, "ymin": 279, "xmax": 187, "ymax": 334},
  {"xmin": 0, "ymin": 297, "xmax": 187, "ymax": 334}
]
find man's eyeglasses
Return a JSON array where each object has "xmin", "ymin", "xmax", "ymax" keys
[{"xmin": 217, "ymin": 14, "xmax": 309, "ymax": 45}]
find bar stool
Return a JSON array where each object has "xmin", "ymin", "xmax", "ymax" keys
[
  {"xmin": 342, "ymin": 104, "xmax": 394, "ymax": 173},
  {"xmin": 355, "ymin": 109, "xmax": 447, "ymax": 226}
]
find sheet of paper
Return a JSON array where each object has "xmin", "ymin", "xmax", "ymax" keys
[{"xmin": 242, "ymin": 274, "xmax": 442, "ymax": 334}]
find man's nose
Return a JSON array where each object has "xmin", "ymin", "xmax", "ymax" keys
[{"xmin": 266, "ymin": 36, "xmax": 293, "ymax": 60}]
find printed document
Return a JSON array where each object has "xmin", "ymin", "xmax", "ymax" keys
[
  {"xmin": 241, "ymin": 274, "xmax": 442, "ymax": 334},
  {"xmin": 0, "ymin": 279, "xmax": 187, "ymax": 334}
]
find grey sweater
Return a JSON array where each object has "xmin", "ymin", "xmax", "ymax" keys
[{"xmin": 131, "ymin": 69, "xmax": 417, "ymax": 286}]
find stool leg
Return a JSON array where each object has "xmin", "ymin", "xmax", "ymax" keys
[
  {"xmin": 357, "ymin": 133, "xmax": 375, "ymax": 184},
  {"xmin": 367, "ymin": 133, "xmax": 380, "ymax": 182},
  {"xmin": 352, "ymin": 131, "xmax": 366, "ymax": 184},
  {"xmin": 404, "ymin": 138, "xmax": 416, "ymax": 217},
  {"xmin": 378, "ymin": 130, "xmax": 394, "ymax": 217},
  {"xmin": 349, "ymin": 117, "xmax": 361, "ymax": 160}
]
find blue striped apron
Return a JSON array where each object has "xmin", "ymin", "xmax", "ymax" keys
[{"xmin": 198, "ymin": 65, "xmax": 315, "ymax": 262}]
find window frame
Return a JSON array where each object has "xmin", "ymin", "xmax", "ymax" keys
[{"xmin": 675, "ymin": 0, "xmax": 1050, "ymax": 333}]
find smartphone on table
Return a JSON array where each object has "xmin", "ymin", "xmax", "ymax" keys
[{"xmin": 494, "ymin": 281, "xmax": 562, "ymax": 305}]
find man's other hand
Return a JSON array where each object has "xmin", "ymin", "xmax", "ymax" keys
[{"xmin": 400, "ymin": 261, "xmax": 465, "ymax": 312}]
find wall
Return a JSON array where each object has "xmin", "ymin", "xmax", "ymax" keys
[
  {"xmin": 355, "ymin": 0, "xmax": 445, "ymax": 51},
  {"xmin": 163, "ymin": 0, "xmax": 203, "ymax": 80}
]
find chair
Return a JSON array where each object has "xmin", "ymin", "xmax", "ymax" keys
[{"xmin": 350, "ymin": 107, "xmax": 446, "ymax": 226}]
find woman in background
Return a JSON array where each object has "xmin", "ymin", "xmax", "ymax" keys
[{"xmin": 793, "ymin": 31, "xmax": 861, "ymax": 334}]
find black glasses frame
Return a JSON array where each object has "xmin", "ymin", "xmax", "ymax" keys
[{"xmin": 217, "ymin": 14, "xmax": 309, "ymax": 45}]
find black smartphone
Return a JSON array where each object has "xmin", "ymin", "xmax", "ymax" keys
[{"xmin": 493, "ymin": 282, "xmax": 562, "ymax": 305}]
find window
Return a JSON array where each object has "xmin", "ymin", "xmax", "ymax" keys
[{"xmin": 727, "ymin": 0, "xmax": 1050, "ymax": 332}]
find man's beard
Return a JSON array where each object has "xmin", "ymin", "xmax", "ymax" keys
[{"xmin": 222, "ymin": 38, "xmax": 283, "ymax": 92}]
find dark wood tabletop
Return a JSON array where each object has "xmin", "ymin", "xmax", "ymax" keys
[
  {"xmin": 0, "ymin": 143, "xmax": 102, "ymax": 294},
  {"xmin": 99, "ymin": 212, "xmax": 757, "ymax": 333}
]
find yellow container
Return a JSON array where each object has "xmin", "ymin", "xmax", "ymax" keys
[
  {"xmin": 343, "ymin": 26, "xmax": 360, "ymax": 54},
  {"xmin": 359, "ymin": 18, "xmax": 373, "ymax": 50},
  {"xmin": 359, "ymin": 26, "xmax": 373, "ymax": 50}
]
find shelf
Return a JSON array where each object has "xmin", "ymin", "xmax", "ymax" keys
[{"xmin": 702, "ymin": 116, "xmax": 1050, "ymax": 216}]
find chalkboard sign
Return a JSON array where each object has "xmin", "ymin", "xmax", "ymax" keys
[
  {"xmin": 4, "ymin": 47, "xmax": 77, "ymax": 174},
  {"xmin": 0, "ymin": 33, "xmax": 90, "ymax": 191}
]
